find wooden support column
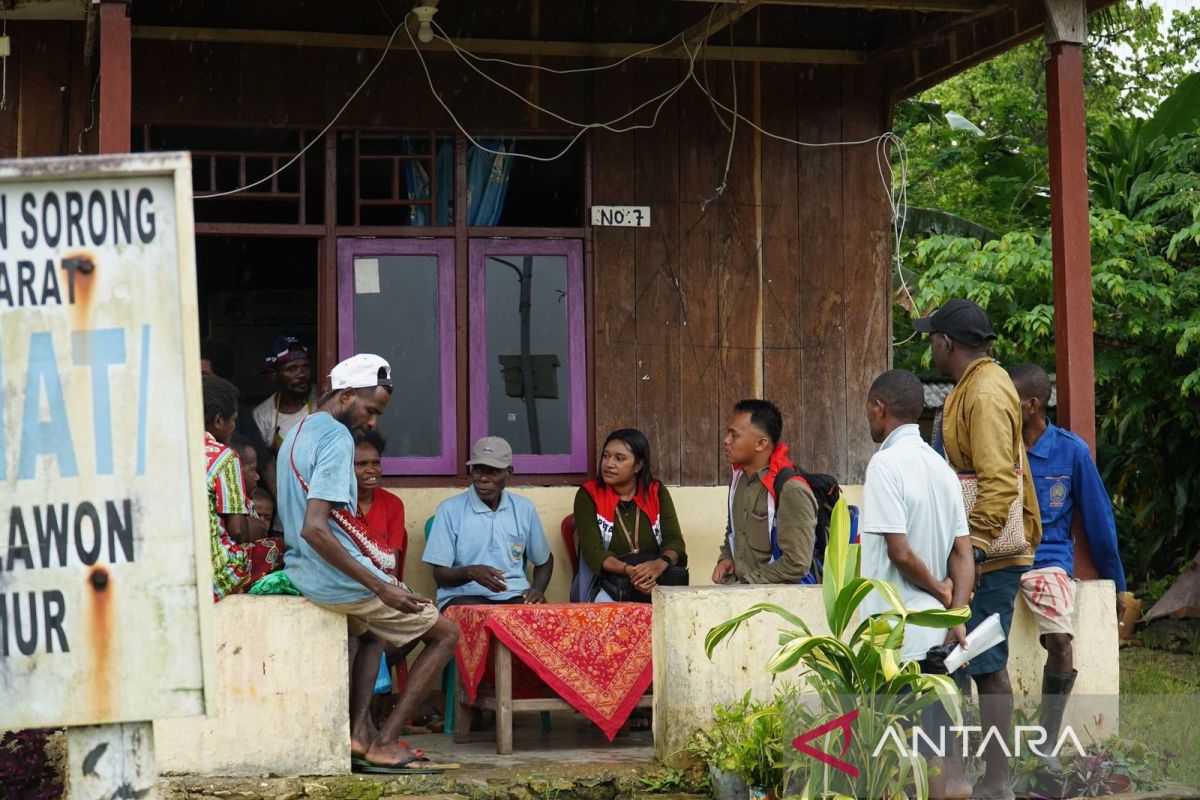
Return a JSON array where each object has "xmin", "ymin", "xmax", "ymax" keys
[
  {"xmin": 1045, "ymin": 0, "xmax": 1098, "ymax": 579},
  {"xmin": 99, "ymin": 0, "xmax": 131, "ymax": 153}
]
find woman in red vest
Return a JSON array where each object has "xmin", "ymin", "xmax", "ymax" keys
[{"xmin": 572, "ymin": 429, "xmax": 688, "ymax": 604}]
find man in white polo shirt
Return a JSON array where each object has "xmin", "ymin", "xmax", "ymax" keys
[{"xmin": 860, "ymin": 369, "xmax": 975, "ymax": 800}]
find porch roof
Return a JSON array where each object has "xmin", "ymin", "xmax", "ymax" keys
[{"xmin": 7, "ymin": 0, "xmax": 1117, "ymax": 101}]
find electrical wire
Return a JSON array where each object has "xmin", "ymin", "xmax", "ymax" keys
[
  {"xmin": 194, "ymin": 19, "xmax": 407, "ymax": 199},
  {"xmin": 409, "ymin": 17, "xmax": 706, "ymax": 161},
  {"xmin": 428, "ymin": 20, "xmax": 699, "ymax": 137},
  {"xmin": 443, "ymin": 27, "xmax": 687, "ymax": 75},
  {"xmin": 700, "ymin": 26, "xmax": 738, "ymax": 210},
  {"xmin": 77, "ymin": 71, "xmax": 100, "ymax": 153}
]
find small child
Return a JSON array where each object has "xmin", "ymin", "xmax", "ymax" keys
[{"xmin": 251, "ymin": 485, "xmax": 276, "ymax": 533}]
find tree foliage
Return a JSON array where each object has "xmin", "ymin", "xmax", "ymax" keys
[{"xmin": 893, "ymin": 2, "xmax": 1200, "ymax": 587}]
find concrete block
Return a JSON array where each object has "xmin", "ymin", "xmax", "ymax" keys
[
  {"xmin": 653, "ymin": 579, "xmax": 1120, "ymax": 763},
  {"xmin": 154, "ymin": 595, "xmax": 350, "ymax": 777}
]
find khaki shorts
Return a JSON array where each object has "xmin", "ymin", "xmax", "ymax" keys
[
  {"xmin": 1019, "ymin": 567, "xmax": 1076, "ymax": 637},
  {"xmin": 315, "ymin": 590, "xmax": 440, "ymax": 648}
]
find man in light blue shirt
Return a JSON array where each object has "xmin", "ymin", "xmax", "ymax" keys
[
  {"xmin": 424, "ymin": 436, "xmax": 554, "ymax": 609},
  {"xmin": 278, "ymin": 353, "xmax": 459, "ymax": 772},
  {"xmin": 860, "ymin": 369, "xmax": 975, "ymax": 800}
]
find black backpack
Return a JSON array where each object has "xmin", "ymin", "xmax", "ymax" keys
[{"xmin": 773, "ymin": 468, "xmax": 843, "ymax": 583}]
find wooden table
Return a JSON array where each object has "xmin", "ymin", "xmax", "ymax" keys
[{"xmin": 442, "ymin": 603, "xmax": 654, "ymax": 755}]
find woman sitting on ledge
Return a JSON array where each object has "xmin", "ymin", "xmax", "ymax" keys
[{"xmin": 572, "ymin": 428, "xmax": 688, "ymax": 604}]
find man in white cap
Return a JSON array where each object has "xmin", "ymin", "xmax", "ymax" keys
[
  {"xmin": 423, "ymin": 436, "xmax": 554, "ymax": 608},
  {"xmin": 277, "ymin": 353, "xmax": 459, "ymax": 771}
]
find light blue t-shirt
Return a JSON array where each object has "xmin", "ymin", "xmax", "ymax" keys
[
  {"xmin": 422, "ymin": 489, "xmax": 551, "ymax": 608},
  {"xmin": 278, "ymin": 411, "xmax": 389, "ymax": 605},
  {"xmin": 859, "ymin": 424, "xmax": 969, "ymax": 662}
]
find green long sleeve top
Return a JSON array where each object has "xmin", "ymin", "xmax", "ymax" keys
[{"xmin": 573, "ymin": 484, "xmax": 688, "ymax": 576}]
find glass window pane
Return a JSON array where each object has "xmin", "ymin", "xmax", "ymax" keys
[
  {"xmin": 485, "ymin": 255, "xmax": 570, "ymax": 455},
  {"xmin": 353, "ymin": 255, "xmax": 442, "ymax": 457}
]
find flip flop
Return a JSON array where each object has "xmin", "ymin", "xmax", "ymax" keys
[{"xmin": 351, "ymin": 753, "xmax": 460, "ymax": 774}]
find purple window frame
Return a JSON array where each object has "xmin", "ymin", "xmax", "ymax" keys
[
  {"xmin": 337, "ymin": 237, "xmax": 458, "ymax": 475},
  {"xmin": 469, "ymin": 239, "xmax": 588, "ymax": 474}
]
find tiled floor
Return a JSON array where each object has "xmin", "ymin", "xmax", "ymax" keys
[{"xmin": 401, "ymin": 710, "xmax": 654, "ymax": 770}]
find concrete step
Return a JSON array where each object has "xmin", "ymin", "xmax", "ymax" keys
[{"xmin": 158, "ymin": 763, "xmax": 708, "ymax": 800}]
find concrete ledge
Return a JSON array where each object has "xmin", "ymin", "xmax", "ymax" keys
[
  {"xmin": 153, "ymin": 595, "xmax": 351, "ymax": 777},
  {"xmin": 653, "ymin": 580, "xmax": 1120, "ymax": 762}
]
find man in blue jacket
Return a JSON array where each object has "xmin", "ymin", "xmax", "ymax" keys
[{"xmin": 1009, "ymin": 364, "xmax": 1127, "ymax": 770}]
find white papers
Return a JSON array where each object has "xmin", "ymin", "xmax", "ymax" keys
[
  {"xmin": 943, "ymin": 612, "xmax": 1006, "ymax": 673},
  {"xmin": 355, "ymin": 258, "xmax": 381, "ymax": 294}
]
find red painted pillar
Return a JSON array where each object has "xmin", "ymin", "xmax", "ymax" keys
[
  {"xmin": 98, "ymin": 1, "xmax": 132, "ymax": 154},
  {"xmin": 1046, "ymin": 39, "xmax": 1099, "ymax": 580}
]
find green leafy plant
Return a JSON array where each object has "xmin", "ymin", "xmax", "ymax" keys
[
  {"xmin": 704, "ymin": 499, "xmax": 970, "ymax": 800},
  {"xmin": 1012, "ymin": 737, "xmax": 1163, "ymax": 799},
  {"xmin": 686, "ymin": 688, "xmax": 808, "ymax": 796},
  {"xmin": 639, "ymin": 766, "xmax": 687, "ymax": 793}
]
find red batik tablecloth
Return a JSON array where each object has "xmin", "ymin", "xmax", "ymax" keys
[{"xmin": 442, "ymin": 603, "xmax": 653, "ymax": 741}]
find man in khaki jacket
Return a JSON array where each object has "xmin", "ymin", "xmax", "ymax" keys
[
  {"xmin": 915, "ymin": 299, "xmax": 1041, "ymax": 800},
  {"xmin": 711, "ymin": 399, "xmax": 818, "ymax": 585}
]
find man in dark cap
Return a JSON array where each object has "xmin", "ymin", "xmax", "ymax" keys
[
  {"xmin": 252, "ymin": 334, "xmax": 317, "ymax": 457},
  {"xmin": 914, "ymin": 299, "xmax": 1042, "ymax": 800}
]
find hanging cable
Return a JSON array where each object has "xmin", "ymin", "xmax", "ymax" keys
[
  {"xmin": 409, "ymin": 18, "xmax": 706, "ymax": 161},
  {"xmin": 700, "ymin": 26, "xmax": 738, "ymax": 210},
  {"xmin": 194, "ymin": 19, "xmax": 406, "ymax": 199}
]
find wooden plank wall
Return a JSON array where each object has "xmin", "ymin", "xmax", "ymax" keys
[
  {"xmin": 122, "ymin": 38, "xmax": 893, "ymax": 486},
  {"xmin": 591, "ymin": 61, "xmax": 892, "ymax": 485},
  {"xmin": 0, "ymin": 22, "xmax": 93, "ymax": 159}
]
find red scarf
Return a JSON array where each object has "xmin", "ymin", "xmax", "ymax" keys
[{"xmin": 581, "ymin": 478, "xmax": 662, "ymax": 549}]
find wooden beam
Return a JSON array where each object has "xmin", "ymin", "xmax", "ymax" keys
[
  {"xmin": 5, "ymin": 0, "xmax": 86, "ymax": 21},
  {"xmin": 130, "ymin": 25, "xmax": 867, "ymax": 65},
  {"xmin": 664, "ymin": 0, "xmax": 765, "ymax": 57},
  {"xmin": 669, "ymin": 0, "xmax": 988, "ymax": 13},
  {"xmin": 99, "ymin": 0, "xmax": 131, "ymax": 154},
  {"xmin": 1046, "ymin": 40, "xmax": 1100, "ymax": 582},
  {"xmin": 877, "ymin": 0, "xmax": 1116, "ymax": 99}
]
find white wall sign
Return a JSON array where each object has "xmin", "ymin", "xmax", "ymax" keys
[
  {"xmin": 590, "ymin": 205, "xmax": 651, "ymax": 228},
  {"xmin": 0, "ymin": 152, "xmax": 215, "ymax": 729}
]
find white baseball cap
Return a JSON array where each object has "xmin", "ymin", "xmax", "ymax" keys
[{"xmin": 329, "ymin": 354, "xmax": 392, "ymax": 390}]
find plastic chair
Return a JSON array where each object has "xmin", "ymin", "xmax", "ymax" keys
[
  {"xmin": 424, "ymin": 515, "xmax": 550, "ymax": 735},
  {"xmin": 423, "ymin": 516, "xmax": 458, "ymax": 734}
]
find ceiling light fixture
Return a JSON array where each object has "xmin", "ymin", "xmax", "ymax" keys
[{"xmin": 412, "ymin": 4, "xmax": 437, "ymax": 44}]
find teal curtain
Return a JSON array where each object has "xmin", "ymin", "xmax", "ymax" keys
[{"xmin": 466, "ymin": 140, "xmax": 514, "ymax": 226}]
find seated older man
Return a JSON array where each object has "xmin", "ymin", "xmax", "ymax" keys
[{"xmin": 423, "ymin": 437, "xmax": 554, "ymax": 608}]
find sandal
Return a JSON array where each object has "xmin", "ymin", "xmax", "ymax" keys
[
  {"xmin": 351, "ymin": 741, "xmax": 460, "ymax": 774},
  {"xmin": 351, "ymin": 753, "xmax": 460, "ymax": 774}
]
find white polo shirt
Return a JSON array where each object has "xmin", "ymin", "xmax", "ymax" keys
[{"xmin": 859, "ymin": 423, "xmax": 969, "ymax": 662}]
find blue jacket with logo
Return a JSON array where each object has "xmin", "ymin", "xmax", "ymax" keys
[{"xmin": 1026, "ymin": 421, "xmax": 1126, "ymax": 591}]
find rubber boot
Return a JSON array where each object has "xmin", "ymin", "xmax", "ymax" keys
[{"xmin": 1039, "ymin": 669, "xmax": 1078, "ymax": 774}]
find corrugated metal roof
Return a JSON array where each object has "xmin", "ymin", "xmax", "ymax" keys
[{"xmin": 923, "ymin": 382, "xmax": 1056, "ymax": 409}]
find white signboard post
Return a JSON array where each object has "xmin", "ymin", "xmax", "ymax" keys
[{"xmin": 0, "ymin": 153, "xmax": 215, "ymax": 799}]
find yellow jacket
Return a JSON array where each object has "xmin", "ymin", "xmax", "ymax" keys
[{"xmin": 942, "ymin": 358, "xmax": 1042, "ymax": 572}]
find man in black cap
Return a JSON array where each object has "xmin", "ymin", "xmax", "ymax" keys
[
  {"xmin": 914, "ymin": 299, "xmax": 1042, "ymax": 800},
  {"xmin": 251, "ymin": 334, "xmax": 317, "ymax": 458}
]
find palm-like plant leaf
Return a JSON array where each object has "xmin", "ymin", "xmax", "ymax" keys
[{"xmin": 704, "ymin": 603, "xmax": 812, "ymax": 659}]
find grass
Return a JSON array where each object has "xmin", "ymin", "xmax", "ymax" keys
[{"xmin": 1119, "ymin": 643, "xmax": 1200, "ymax": 790}]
